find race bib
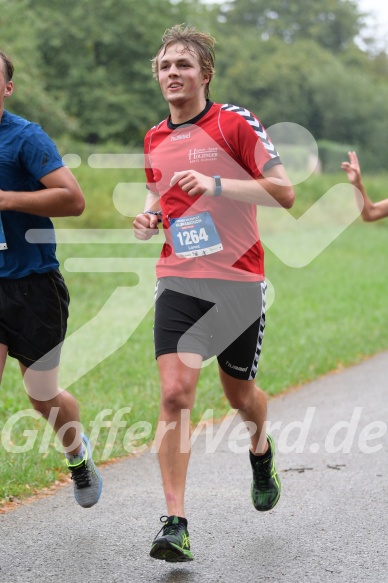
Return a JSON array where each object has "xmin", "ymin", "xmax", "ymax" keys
[{"xmin": 170, "ymin": 212, "xmax": 223, "ymax": 258}]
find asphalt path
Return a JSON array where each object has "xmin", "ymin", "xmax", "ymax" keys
[{"xmin": 0, "ymin": 352, "xmax": 387, "ymax": 583}]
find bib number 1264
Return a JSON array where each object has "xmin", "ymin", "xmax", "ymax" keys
[
  {"xmin": 176, "ymin": 228, "xmax": 208, "ymax": 246},
  {"xmin": 170, "ymin": 212, "xmax": 223, "ymax": 258}
]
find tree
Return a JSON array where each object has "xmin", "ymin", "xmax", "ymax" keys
[
  {"xmin": 216, "ymin": 0, "xmax": 362, "ymax": 52},
  {"xmin": 31, "ymin": 0, "xmax": 202, "ymax": 144},
  {"xmin": 212, "ymin": 32, "xmax": 336, "ymax": 131},
  {"xmin": 0, "ymin": 0, "xmax": 71, "ymax": 137}
]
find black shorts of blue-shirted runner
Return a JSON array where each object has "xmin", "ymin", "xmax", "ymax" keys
[{"xmin": 0, "ymin": 270, "xmax": 68, "ymax": 370}]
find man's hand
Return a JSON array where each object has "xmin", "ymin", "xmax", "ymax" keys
[
  {"xmin": 133, "ymin": 212, "xmax": 160, "ymax": 240},
  {"xmin": 341, "ymin": 151, "xmax": 361, "ymax": 187},
  {"xmin": 170, "ymin": 170, "xmax": 215, "ymax": 197}
]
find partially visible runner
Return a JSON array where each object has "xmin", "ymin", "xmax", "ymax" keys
[
  {"xmin": 342, "ymin": 151, "xmax": 388, "ymax": 221},
  {"xmin": 133, "ymin": 25, "xmax": 295, "ymax": 562},
  {"xmin": 0, "ymin": 50, "xmax": 102, "ymax": 508}
]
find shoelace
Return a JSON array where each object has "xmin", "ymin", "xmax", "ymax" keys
[
  {"xmin": 154, "ymin": 516, "xmax": 183, "ymax": 540},
  {"xmin": 253, "ymin": 458, "xmax": 272, "ymax": 489},
  {"xmin": 70, "ymin": 460, "xmax": 91, "ymax": 489}
]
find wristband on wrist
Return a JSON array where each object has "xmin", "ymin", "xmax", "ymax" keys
[
  {"xmin": 213, "ymin": 175, "xmax": 222, "ymax": 196},
  {"xmin": 144, "ymin": 210, "xmax": 163, "ymax": 222}
]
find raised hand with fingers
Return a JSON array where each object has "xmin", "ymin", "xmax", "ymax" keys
[{"xmin": 341, "ymin": 151, "xmax": 361, "ymax": 187}]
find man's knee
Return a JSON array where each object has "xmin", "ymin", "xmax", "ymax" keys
[{"xmin": 160, "ymin": 381, "xmax": 194, "ymax": 412}]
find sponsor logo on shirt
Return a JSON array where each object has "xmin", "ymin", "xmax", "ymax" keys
[{"xmin": 188, "ymin": 147, "xmax": 218, "ymax": 164}]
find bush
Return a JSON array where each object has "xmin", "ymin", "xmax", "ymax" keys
[{"xmin": 317, "ymin": 140, "xmax": 354, "ymax": 173}]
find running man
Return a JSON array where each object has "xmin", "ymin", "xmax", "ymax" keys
[
  {"xmin": 0, "ymin": 50, "xmax": 102, "ymax": 508},
  {"xmin": 133, "ymin": 25, "xmax": 295, "ymax": 561}
]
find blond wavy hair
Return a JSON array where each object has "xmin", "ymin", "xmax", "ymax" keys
[{"xmin": 151, "ymin": 24, "xmax": 216, "ymax": 99}]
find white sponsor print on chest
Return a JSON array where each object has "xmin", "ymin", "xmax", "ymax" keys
[{"xmin": 188, "ymin": 147, "xmax": 218, "ymax": 164}]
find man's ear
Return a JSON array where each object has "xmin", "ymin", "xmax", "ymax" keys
[
  {"xmin": 4, "ymin": 81, "xmax": 13, "ymax": 97},
  {"xmin": 202, "ymin": 73, "xmax": 211, "ymax": 87}
]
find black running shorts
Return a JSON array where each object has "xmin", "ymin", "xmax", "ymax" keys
[
  {"xmin": 0, "ymin": 270, "xmax": 69, "ymax": 370},
  {"xmin": 154, "ymin": 277, "xmax": 266, "ymax": 381}
]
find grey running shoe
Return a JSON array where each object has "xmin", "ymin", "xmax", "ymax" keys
[{"xmin": 67, "ymin": 434, "xmax": 102, "ymax": 508}]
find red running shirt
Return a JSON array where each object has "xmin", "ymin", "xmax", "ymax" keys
[{"xmin": 144, "ymin": 101, "xmax": 281, "ymax": 281}]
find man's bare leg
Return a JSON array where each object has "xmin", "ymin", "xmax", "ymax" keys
[
  {"xmin": 219, "ymin": 368, "xmax": 268, "ymax": 454},
  {"xmin": 155, "ymin": 352, "xmax": 202, "ymax": 517},
  {"xmin": 21, "ymin": 364, "xmax": 82, "ymax": 455}
]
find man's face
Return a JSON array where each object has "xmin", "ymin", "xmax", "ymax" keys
[
  {"xmin": 0, "ymin": 59, "xmax": 13, "ymax": 103},
  {"xmin": 157, "ymin": 43, "xmax": 209, "ymax": 106}
]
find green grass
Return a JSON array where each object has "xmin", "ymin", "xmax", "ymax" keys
[{"xmin": 1, "ymin": 168, "xmax": 387, "ymax": 504}]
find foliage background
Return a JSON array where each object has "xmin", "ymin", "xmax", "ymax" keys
[{"xmin": 1, "ymin": 0, "xmax": 388, "ymax": 170}]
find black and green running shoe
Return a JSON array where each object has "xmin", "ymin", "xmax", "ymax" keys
[
  {"xmin": 250, "ymin": 434, "xmax": 281, "ymax": 511},
  {"xmin": 150, "ymin": 515, "xmax": 194, "ymax": 562}
]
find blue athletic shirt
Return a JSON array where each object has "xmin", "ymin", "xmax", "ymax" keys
[{"xmin": 0, "ymin": 110, "xmax": 64, "ymax": 278}]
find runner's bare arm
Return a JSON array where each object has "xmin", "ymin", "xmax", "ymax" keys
[
  {"xmin": 0, "ymin": 167, "xmax": 85, "ymax": 217},
  {"xmin": 170, "ymin": 164, "xmax": 295, "ymax": 208}
]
